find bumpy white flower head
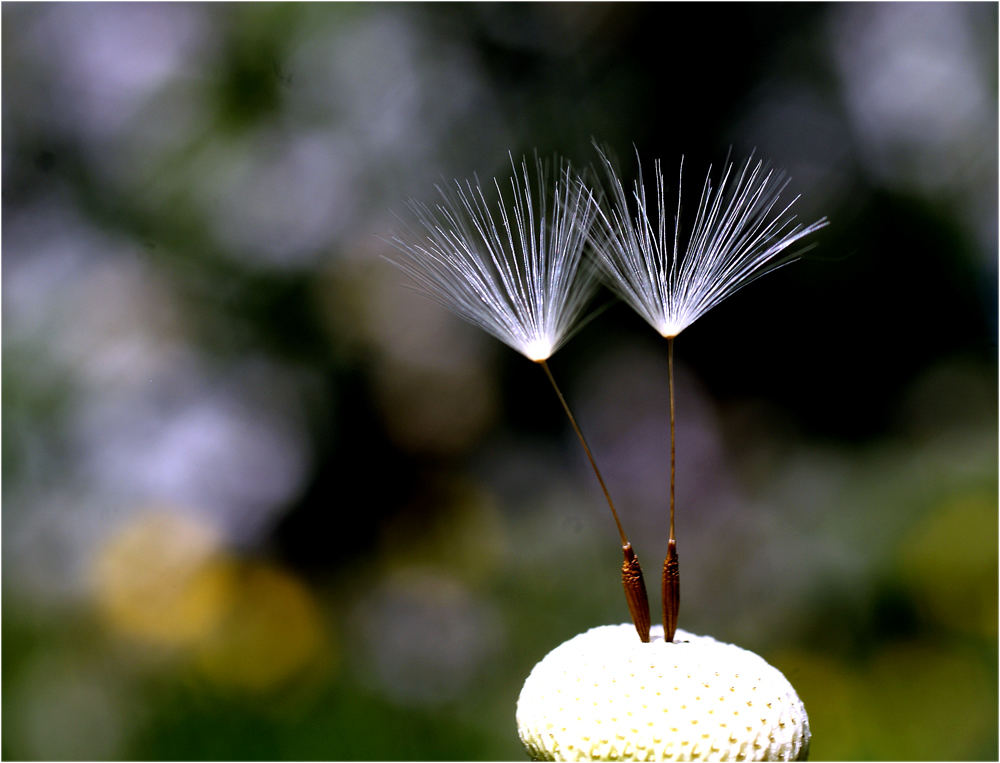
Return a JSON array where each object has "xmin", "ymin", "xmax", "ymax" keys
[{"xmin": 517, "ymin": 624, "xmax": 809, "ymax": 762}]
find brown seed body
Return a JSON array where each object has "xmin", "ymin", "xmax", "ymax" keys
[
  {"xmin": 662, "ymin": 538, "xmax": 679, "ymax": 642},
  {"xmin": 621, "ymin": 542, "xmax": 650, "ymax": 642}
]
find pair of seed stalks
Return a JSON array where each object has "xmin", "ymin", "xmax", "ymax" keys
[{"xmin": 390, "ymin": 145, "xmax": 827, "ymax": 644}]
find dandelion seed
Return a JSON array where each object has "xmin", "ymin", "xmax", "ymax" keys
[
  {"xmin": 589, "ymin": 145, "xmax": 828, "ymax": 642},
  {"xmin": 389, "ymin": 153, "xmax": 651, "ymax": 641}
]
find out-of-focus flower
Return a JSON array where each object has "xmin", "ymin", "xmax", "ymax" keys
[
  {"xmin": 93, "ymin": 510, "xmax": 328, "ymax": 691},
  {"xmin": 93, "ymin": 510, "xmax": 233, "ymax": 648},
  {"xmin": 195, "ymin": 561, "xmax": 327, "ymax": 692},
  {"xmin": 351, "ymin": 567, "xmax": 503, "ymax": 706}
]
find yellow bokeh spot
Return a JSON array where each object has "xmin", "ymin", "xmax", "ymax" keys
[
  {"xmin": 94, "ymin": 509, "xmax": 330, "ymax": 692},
  {"xmin": 896, "ymin": 492, "xmax": 998, "ymax": 636},
  {"xmin": 195, "ymin": 561, "xmax": 326, "ymax": 691},
  {"xmin": 93, "ymin": 510, "xmax": 235, "ymax": 647}
]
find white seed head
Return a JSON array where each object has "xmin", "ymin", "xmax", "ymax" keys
[
  {"xmin": 516, "ymin": 624, "xmax": 810, "ymax": 762},
  {"xmin": 389, "ymin": 154, "xmax": 598, "ymax": 362},
  {"xmin": 590, "ymin": 147, "xmax": 829, "ymax": 338}
]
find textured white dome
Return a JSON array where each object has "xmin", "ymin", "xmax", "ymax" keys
[{"xmin": 516, "ymin": 624, "xmax": 809, "ymax": 761}]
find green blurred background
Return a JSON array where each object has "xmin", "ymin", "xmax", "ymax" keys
[{"xmin": 3, "ymin": 3, "xmax": 997, "ymax": 760}]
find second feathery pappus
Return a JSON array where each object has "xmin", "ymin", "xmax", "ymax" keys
[{"xmin": 589, "ymin": 146, "xmax": 830, "ymax": 340}]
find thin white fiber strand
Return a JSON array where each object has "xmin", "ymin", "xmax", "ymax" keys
[
  {"xmin": 390, "ymin": 155, "xmax": 597, "ymax": 361},
  {"xmin": 591, "ymin": 147, "xmax": 829, "ymax": 338}
]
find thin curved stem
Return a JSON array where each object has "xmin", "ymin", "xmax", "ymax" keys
[
  {"xmin": 540, "ymin": 358, "xmax": 650, "ymax": 642},
  {"xmin": 538, "ymin": 359, "xmax": 627, "ymax": 546},
  {"xmin": 668, "ymin": 337, "xmax": 676, "ymax": 543},
  {"xmin": 662, "ymin": 336, "xmax": 680, "ymax": 642}
]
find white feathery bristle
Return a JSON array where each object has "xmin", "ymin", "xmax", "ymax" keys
[
  {"xmin": 590, "ymin": 148, "xmax": 828, "ymax": 338},
  {"xmin": 389, "ymin": 154, "xmax": 598, "ymax": 362},
  {"xmin": 516, "ymin": 624, "xmax": 810, "ymax": 762}
]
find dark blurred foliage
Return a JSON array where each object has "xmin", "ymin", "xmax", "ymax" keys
[{"xmin": 3, "ymin": 3, "xmax": 997, "ymax": 760}]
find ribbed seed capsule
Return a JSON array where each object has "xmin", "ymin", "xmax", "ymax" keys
[
  {"xmin": 621, "ymin": 543, "xmax": 650, "ymax": 643},
  {"xmin": 662, "ymin": 539, "xmax": 679, "ymax": 642}
]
